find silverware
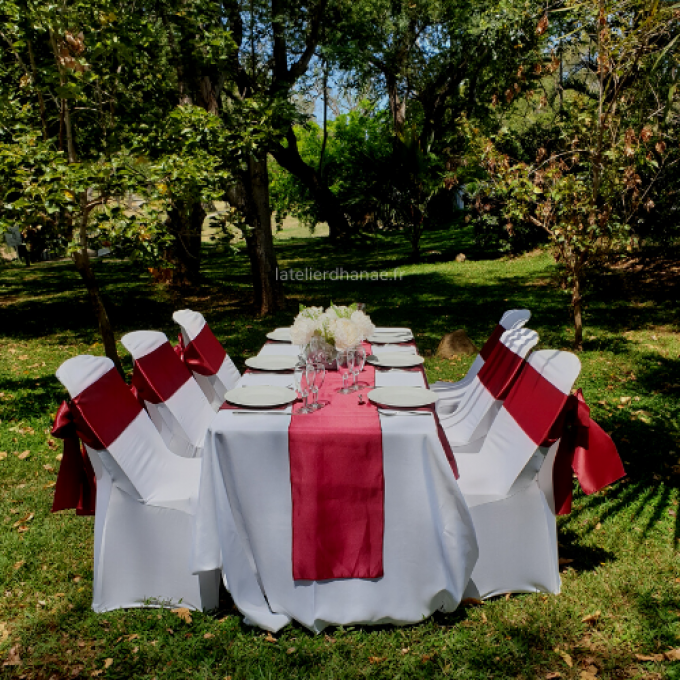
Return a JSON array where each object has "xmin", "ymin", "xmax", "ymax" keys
[
  {"xmin": 228, "ymin": 410, "xmax": 292, "ymax": 415},
  {"xmin": 378, "ymin": 409, "xmax": 432, "ymax": 416}
]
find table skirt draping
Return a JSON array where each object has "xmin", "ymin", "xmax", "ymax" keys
[{"xmin": 191, "ymin": 340, "xmax": 478, "ymax": 632}]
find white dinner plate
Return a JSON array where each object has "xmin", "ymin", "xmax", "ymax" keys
[
  {"xmin": 224, "ymin": 385, "xmax": 297, "ymax": 408},
  {"xmin": 245, "ymin": 356, "xmax": 298, "ymax": 371},
  {"xmin": 368, "ymin": 386, "xmax": 439, "ymax": 408},
  {"xmin": 266, "ymin": 328, "xmax": 292, "ymax": 342},
  {"xmin": 367, "ymin": 352, "xmax": 425, "ymax": 368},
  {"xmin": 368, "ymin": 331, "xmax": 414, "ymax": 344}
]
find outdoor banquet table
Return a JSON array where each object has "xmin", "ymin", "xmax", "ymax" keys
[{"xmin": 191, "ymin": 335, "xmax": 479, "ymax": 632}]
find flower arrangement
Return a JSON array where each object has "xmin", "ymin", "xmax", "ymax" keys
[{"xmin": 290, "ymin": 303, "xmax": 376, "ymax": 350}]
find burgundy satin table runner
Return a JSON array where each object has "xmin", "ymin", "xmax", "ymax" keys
[{"xmin": 289, "ymin": 342, "xmax": 384, "ymax": 580}]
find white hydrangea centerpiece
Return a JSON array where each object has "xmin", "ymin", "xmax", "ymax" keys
[{"xmin": 290, "ymin": 303, "xmax": 375, "ymax": 354}]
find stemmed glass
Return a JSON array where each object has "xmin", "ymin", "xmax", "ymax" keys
[
  {"xmin": 350, "ymin": 346, "xmax": 366, "ymax": 391},
  {"xmin": 311, "ymin": 362, "xmax": 326, "ymax": 409},
  {"xmin": 294, "ymin": 362, "xmax": 314, "ymax": 414},
  {"xmin": 336, "ymin": 349, "xmax": 353, "ymax": 394}
]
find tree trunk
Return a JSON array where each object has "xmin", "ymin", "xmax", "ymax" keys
[
  {"xmin": 166, "ymin": 200, "xmax": 205, "ymax": 287},
  {"xmin": 271, "ymin": 129, "xmax": 352, "ymax": 242},
  {"xmin": 73, "ymin": 205, "xmax": 123, "ymax": 376},
  {"xmin": 572, "ymin": 273, "xmax": 584, "ymax": 351},
  {"xmin": 243, "ymin": 154, "xmax": 284, "ymax": 315}
]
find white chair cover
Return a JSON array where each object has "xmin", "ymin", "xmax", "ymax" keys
[
  {"xmin": 431, "ymin": 308, "xmax": 532, "ymax": 403},
  {"xmin": 55, "ymin": 355, "xmax": 219, "ymax": 612},
  {"xmin": 172, "ymin": 309, "xmax": 241, "ymax": 410},
  {"xmin": 455, "ymin": 350, "xmax": 581, "ymax": 598},
  {"xmin": 121, "ymin": 330, "xmax": 215, "ymax": 458},
  {"xmin": 439, "ymin": 327, "xmax": 539, "ymax": 452}
]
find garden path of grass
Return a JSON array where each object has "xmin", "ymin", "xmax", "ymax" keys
[{"xmin": 1, "ymin": 224, "xmax": 679, "ymax": 679}]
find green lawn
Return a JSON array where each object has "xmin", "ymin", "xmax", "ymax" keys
[{"xmin": 1, "ymin": 224, "xmax": 679, "ymax": 679}]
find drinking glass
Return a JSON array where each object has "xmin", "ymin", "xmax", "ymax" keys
[
  {"xmin": 336, "ymin": 349, "xmax": 353, "ymax": 394},
  {"xmin": 351, "ymin": 346, "xmax": 366, "ymax": 390},
  {"xmin": 312, "ymin": 362, "xmax": 326, "ymax": 409},
  {"xmin": 347, "ymin": 348, "xmax": 357, "ymax": 391},
  {"xmin": 305, "ymin": 360, "xmax": 317, "ymax": 409},
  {"xmin": 294, "ymin": 362, "xmax": 313, "ymax": 414}
]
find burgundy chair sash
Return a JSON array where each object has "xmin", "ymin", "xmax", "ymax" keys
[
  {"xmin": 476, "ymin": 337, "xmax": 524, "ymax": 400},
  {"xmin": 132, "ymin": 342, "xmax": 192, "ymax": 405},
  {"xmin": 503, "ymin": 364, "xmax": 625, "ymax": 515},
  {"xmin": 52, "ymin": 368, "xmax": 143, "ymax": 515},
  {"xmin": 479, "ymin": 324, "xmax": 505, "ymax": 361},
  {"xmin": 174, "ymin": 324, "xmax": 227, "ymax": 377}
]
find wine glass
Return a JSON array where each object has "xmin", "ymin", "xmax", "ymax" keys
[
  {"xmin": 351, "ymin": 346, "xmax": 366, "ymax": 390},
  {"xmin": 312, "ymin": 362, "xmax": 326, "ymax": 409},
  {"xmin": 294, "ymin": 362, "xmax": 313, "ymax": 414},
  {"xmin": 347, "ymin": 349, "xmax": 357, "ymax": 391},
  {"xmin": 305, "ymin": 361, "xmax": 317, "ymax": 410},
  {"xmin": 336, "ymin": 349, "xmax": 353, "ymax": 394}
]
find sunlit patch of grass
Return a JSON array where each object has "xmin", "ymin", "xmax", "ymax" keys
[{"xmin": 1, "ymin": 228, "xmax": 680, "ymax": 678}]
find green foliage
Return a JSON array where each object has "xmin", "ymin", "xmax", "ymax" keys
[{"xmin": 1, "ymin": 229, "xmax": 680, "ymax": 678}]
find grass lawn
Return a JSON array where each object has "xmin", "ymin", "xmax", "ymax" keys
[{"xmin": 1, "ymin": 221, "xmax": 679, "ymax": 679}]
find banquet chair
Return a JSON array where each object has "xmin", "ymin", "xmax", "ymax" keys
[
  {"xmin": 121, "ymin": 330, "xmax": 215, "ymax": 458},
  {"xmin": 172, "ymin": 309, "xmax": 241, "ymax": 410},
  {"xmin": 55, "ymin": 355, "xmax": 219, "ymax": 613},
  {"xmin": 456, "ymin": 349, "xmax": 581, "ymax": 599},
  {"xmin": 438, "ymin": 327, "xmax": 539, "ymax": 453},
  {"xmin": 431, "ymin": 309, "xmax": 532, "ymax": 403}
]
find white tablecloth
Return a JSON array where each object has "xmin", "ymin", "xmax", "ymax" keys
[{"xmin": 191, "ymin": 338, "xmax": 478, "ymax": 632}]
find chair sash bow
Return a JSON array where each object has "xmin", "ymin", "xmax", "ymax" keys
[
  {"xmin": 52, "ymin": 367, "xmax": 143, "ymax": 515},
  {"xmin": 504, "ymin": 364, "xmax": 626, "ymax": 515},
  {"xmin": 174, "ymin": 325, "xmax": 226, "ymax": 377},
  {"xmin": 51, "ymin": 400, "xmax": 99, "ymax": 515}
]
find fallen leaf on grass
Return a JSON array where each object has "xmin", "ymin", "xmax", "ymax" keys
[
  {"xmin": 16, "ymin": 526, "xmax": 29, "ymax": 534},
  {"xmin": 554, "ymin": 649, "xmax": 573, "ymax": 667},
  {"xmin": 126, "ymin": 634, "xmax": 139, "ymax": 641},
  {"xmin": 546, "ymin": 673, "xmax": 561, "ymax": 679},
  {"xmin": 620, "ymin": 396, "xmax": 632, "ymax": 405},
  {"xmin": 13, "ymin": 561, "xmax": 24, "ymax": 570},
  {"xmin": 665, "ymin": 648, "xmax": 680, "ymax": 661},
  {"xmin": 368, "ymin": 656, "xmax": 386, "ymax": 664},
  {"xmin": 203, "ymin": 633, "xmax": 214, "ymax": 639},
  {"xmin": 401, "ymin": 648, "xmax": 410, "ymax": 655},
  {"xmin": 635, "ymin": 653, "xmax": 664, "ymax": 662},
  {"xmin": 580, "ymin": 672, "xmax": 597, "ymax": 680},
  {"xmin": 286, "ymin": 647, "xmax": 296, "ymax": 654},
  {"xmin": 460, "ymin": 597, "xmax": 483, "ymax": 606},
  {"xmin": 171, "ymin": 607, "xmax": 192, "ymax": 624},
  {"xmin": 558, "ymin": 558, "xmax": 574, "ymax": 566},
  {"xmin": 581, "ymin": 611, "xmax": 601, "ymax": 624},
  {"xmin": 0, "ymin": 623, "xmax": 8, "ymax": 644},
  {"xmin": 17, "ymin": 450, "xmax": 30, "ymax": 460},
  {"xmin": 2, "ymin": 645, "xmax": 21, "ymax": 666},
  {"xmin": 43, "ymin": 464, "xmax": 54, "ymax": 472},
  {"xmin": 480, "ymin": 612, "xmax": 488, "ymax": 623},
  {"xmin": 0, "ymin": 452, "xmax": 6, "ymax": 460},
  {"xmin": 264, "ymin": 632, "xmax": 276, "ymax": 643}
]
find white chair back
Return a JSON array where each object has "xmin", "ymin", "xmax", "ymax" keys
[
  {"xmin": 439, "ymin": 327, "xmax": 538, "ymax": 445},
  {"xmin": 172, "ymin": 309, "xmax": 241, "ymax": 410},
  {"xmin": 55, "ymin": 355, "xmax": 200, "ymax": 509},
  {"xmin": 121, "ymin": 330, "xmax": 215, "ymax": 458},
  {"xmin": 456, "ymin": 350, "xmax": 581, "ymax": 499},
  {"xmin": 432, "ymin": 308, "xmax": 532, "ymax": 399}
]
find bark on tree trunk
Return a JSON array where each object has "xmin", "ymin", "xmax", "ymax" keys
[
  {"xmin": 572, "ymin": 273, "xmax": 584, "ymax": 351},
  {"xmin": 166, "ymin": 200, "xmax": 205, "ymax": 287},
  {"xmin": 243, "ymin": 154, "xmax": 284, "ymax": 315},
  {"xmin": 73, "ymin": 205, "xmax": 124, "ymax": 376},
  {"xmin": 272, "ymin": 130, "xmax": 352, "ymax": 242}
]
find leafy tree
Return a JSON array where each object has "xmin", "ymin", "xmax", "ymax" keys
[
  {"xmin": 0, "ymin": 0, "xmax": 230, "ymax": 367},
  {"xmin": 456, "ymin": 0, "xmax": 680, "ymax": 349}
]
